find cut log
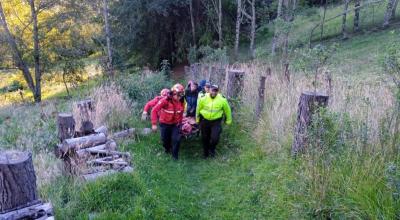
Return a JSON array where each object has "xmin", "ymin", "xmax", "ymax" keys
[
  {"xmin": 61, "ymin": 133, "xmax": 107, "ymax": 154},
  {"xmin": 57, "ymin": 113, "xmax": 75, "ymax": 142},
  {"xmin": 75, "ymin": 140, "xmax": 118, "ymax": 158},
  {"xmin": 111, "ymin": 128, "xmax": 136, "ymax": 139},
  {"xmin": 292, "ymin": 91, "xmax": 329, "ymax": 155},
  {"xmin": 87, "ymin": 158, "xmax": 128, "ymax": 166},
  {"xmin": 0, "ymin": 151, "xmax": 39, "ymax": 213},
  {"xmin": 94, "ymin": 126, "xmax": 108, "ymax": 137},
  {"xmin": 82, "ymin": 166, "xmax": 134, "ymax": 181},
  {"xmin": 86, "ymin": 150, "xmax": 130, "ymax": 158},
  {"xmin": 226, "ymin": 70, "xmax": 245, "ymax": 99},
  {"xmin": 0, "ymin": 202, "xmax": 53, "ymax": 220}
]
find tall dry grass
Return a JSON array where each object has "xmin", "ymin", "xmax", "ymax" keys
[
  {"xmin": 72, "ymin": 83, "xmax": 133, "ymax": 132},
  {"xmin": 227, "ymin": 62, "xmax": 395, "ymax": 153},
  {"xmin": 0, "ymin": 101, "xmax": 64, "ymax": 188},
  {"xmin": 72, "ymin": 83, "xmax": 132, "ymax": 130}
]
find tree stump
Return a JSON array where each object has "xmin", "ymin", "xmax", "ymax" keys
[
  {"xmin": 75, "ymin": 99, "xmax": 94, "ymax": 134},
  {"xmin": 0, "ymin": 151, "xmax": 39, "ymax": 214},
  {"xmin": 57, "ymin": 113, "xmax": 75, "ymax": 142},
  {"xmin": 254, "ymin": 76, "xmax": 266, "ymax": 120},
  {"xmin": 226, "ymin": 70, "xmax": 245, "ymax": 99},
  {"xmin": 292, "ymin": 91, "xmax": 329, "ymax": 155}
]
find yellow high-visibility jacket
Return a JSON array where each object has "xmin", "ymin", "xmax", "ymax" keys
[{"xmin": 196, "ymin": 93, "xmax": 232, "ymax": 124}]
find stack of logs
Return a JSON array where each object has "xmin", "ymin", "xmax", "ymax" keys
[{"xmin": 55, "ymin": 100, "xmax": 137, "ymax": 181}]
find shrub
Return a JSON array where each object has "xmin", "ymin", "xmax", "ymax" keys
[{"xmin": 117, "ymin": 71, "xmax": 173, "ymax": 110}]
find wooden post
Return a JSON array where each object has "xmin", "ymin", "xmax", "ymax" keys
[
  {"xmin": 254, "ymin": 76, "xmax": 267, "ymax": 120},
  {"xmin": 292, "ymin": 92, "xmax": 329, "ymax": 155},
  {"xmin": 57, "ymin": 113, "xmax": 75, "ymax": 142},
  {"xmin": 0, "ymin": 151, "xmax": 39, "ymax": 213},
  {"xmin": 226, "ymin": 70, "xmax": 245, "ymax": 99}
]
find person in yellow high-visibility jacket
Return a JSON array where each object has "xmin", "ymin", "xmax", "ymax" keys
[{"xmin": 196, "ymin": 84, "xmax": 232, "ymax": 158}]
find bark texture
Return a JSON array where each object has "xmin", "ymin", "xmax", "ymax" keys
[{"xmin": 57, "ymin": 113, "xmax": 76, "ymax": 142}]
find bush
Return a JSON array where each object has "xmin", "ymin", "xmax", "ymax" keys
[
  {"xmin": 116, "ymin": 71, "xmax": 173, "ymax": 110},
  {"xmin": 198, "ymin": 46, "xmax": 229, "ymax": 66}
]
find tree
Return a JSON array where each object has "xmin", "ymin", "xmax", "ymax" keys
[
  {"xmin": 354, "ymin": 0, "xmax": 361, "ymax": 31},
  {"xmin": 341, "ymin": 0, "xmax": 350, "ymax": 39},
  {"xmin": 189, "ymin": 0, "xmax": 196, "ymax": 47},
  {"xmin": 208, "ymin": 0, "xmax": 223, "ymax": 48},
  {"xmin": 29, "ymin": 0, "xmax": 42, "ymax": 102},
  {"xmin": 234, "ymin": 0, "xmax": 256, "ymax": 59},
  {"xmin": 234, "ymin": 0, "xmax": 242, "ymax": 59},
  {"xmin": 0, "ymin": 1, "xmax": 40, "ymax": 102},
  {"xmin": 271, "ymin": 0, "xmax": 295, "ymax": 59},
  {"xmin": 103, "ymin": 0, "xmax": 113, "ymax": 77},
  {"xmin": 383, "ymin": 0, "xmax": 398, "ymax": 27}
]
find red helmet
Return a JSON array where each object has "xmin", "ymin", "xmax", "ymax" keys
[
  {"xmin": 160, "ymin": 88, "xmax": 170, "ymax": 97},
  {"xmin": 171, "ymin": 83, "xmax": 184, "ymax": 94}
]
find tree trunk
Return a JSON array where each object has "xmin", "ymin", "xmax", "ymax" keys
[
  {"xmin": 278, "ymin": 0, "xmax": 283, "ymax": 17},
  {"xmin": 342, "ymin": 0, "xmax": 350, "ymax": 39},
  {"xmin": 0, "ymin": 2, "xmax": 36, "ymax": 101},
  {"xmin": 292, "ymin": 92, "xmax": 329, "ymax": 155},
  {"xmin": 226, "ymin": 70, "xmax": 245, "ymax": 99},
  {"xmin": 0, "ymin": 151, "xmax": 39, "ymax": 213},
  {"xmin": 254, "ymin": 75, "xmax": 266, "ymax": 120},
  {"xmin": 392, "ymin": 0, "xmax": 399, "ymax": 18},
  {"xmin": 29, "ymin": 0, "xmax": 41, "ymax": 103},
  {"xmin": 218, "ymin": 0, "xmax": 222, "ymax": 48},
  {"xmin": 234, "ymin": 0, "xmax": 242, "ymax": 59},
  {"xmin": 189, "ymin": 0, "xmax": 196, "ymax": 47},
  {"xmin": 103, "ymin": 0, "xmax": 113, "ymax": 77},
  {"xmin": 320, "ymin": 0, "xmax": 328, "ymax": 40},
  {"xmin": 383, "ymin": 0, "xmax": 397, "ymax": 27},
  {"xmin": 57, "ymin": 113, "xmax": 76, "ymax": 142},
  {"xmin": 272, "ymin": 0, "xmax": 284, "ymax": 56},
  {"xmin": 249, "ymin": 0, "xmax": 256, "ymax": 59},
  {"xmin": 354, "ymin": 0, "xmax": 361, "ymax": 31},
  {"xmin": 62, "ymin": 72, "xmax": 71, "ymax": 98}
]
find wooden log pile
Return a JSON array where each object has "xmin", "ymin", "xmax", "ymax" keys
[
  {"xmin": 55, "ymin": 126, "xmax": 135, "ymax": 181},
  {"xmin": 0, "ymin": 151, "xmax": 54, "ymax": 220},
  {"xmin": 55, "ymin": 107, "xmax": 140, "ymax": 181}
]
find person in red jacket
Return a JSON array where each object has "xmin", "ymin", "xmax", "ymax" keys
[
  {"xmin": 142, "ymin": 88, "xmax": 170, "ymax": 120},
  {"xmin": 151, "ymin": 84, "xmax": 185, "ymax": 160}
]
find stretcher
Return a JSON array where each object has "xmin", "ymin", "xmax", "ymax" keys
[{"xmin": 180, "ymin": 116, "xmax": 200, "ymax": 139}]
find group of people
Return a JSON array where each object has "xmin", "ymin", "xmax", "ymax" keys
[{"xmin": 141, "ymin": 80, "xmax": 232, "ymax": 160}]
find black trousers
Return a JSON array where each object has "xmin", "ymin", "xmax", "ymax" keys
[
  {"xmin": 200, "ymin": 118, "xmax": 222, "ymax": 157},
  {"xmin": 159, "ymin": 123, "xmax": 181, "ymax": 159}
]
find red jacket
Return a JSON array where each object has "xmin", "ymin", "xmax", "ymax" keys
[
  {"xmin": 151, "ymin": 97, "xmax": 185, "ymax": 125},
  {"xmin": 144, "ymin": 96, "xmax": 163, "ymax": 113}
]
